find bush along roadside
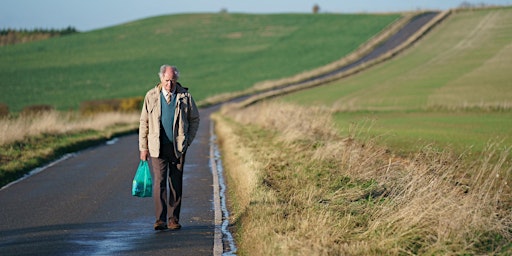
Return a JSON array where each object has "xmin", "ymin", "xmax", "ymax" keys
[{"xmin": 80, "ymin": 97, "xmax": 144, "ymax": 115}]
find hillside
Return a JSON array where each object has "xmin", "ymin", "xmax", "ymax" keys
[
  {"xmin": 278, "ymin": 7, "xmax": 512, "ymax": 152},
  {"xmin": 0, "ymin": 13, "xmax": 400, "ymax": 113}
]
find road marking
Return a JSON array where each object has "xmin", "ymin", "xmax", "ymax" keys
[
  {"xmin": 0, "ymin": 153, "xmax": 75, "ymax": 191},
  {"xmin": 210, "ymin": 121, "xmax": 237, "ymax": 255}
]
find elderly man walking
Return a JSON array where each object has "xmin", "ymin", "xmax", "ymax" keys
[{"xmin": 139, "ymin": 64, "xmax": 200, "ymax": 230}]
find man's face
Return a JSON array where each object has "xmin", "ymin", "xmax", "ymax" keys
[{"xmin": 161, "ymin": 67, "xmax": 176, "ymax": 92}]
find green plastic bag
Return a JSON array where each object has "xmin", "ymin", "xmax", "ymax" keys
[{"xmin": 132, "ymin": 160, "xmax": 152, "ymax": 197}]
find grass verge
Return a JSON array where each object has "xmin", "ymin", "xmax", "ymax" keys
[
  {"xmin": 213, "ymin": 101, "xmax": 511, "ymax": 255},
  {"xmin": 0, "ymin": 111, "xmax": 139, "ymax": 188}
]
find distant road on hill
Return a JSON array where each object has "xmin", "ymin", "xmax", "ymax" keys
[
  {"xmin": 313, "ymin": 12, "xmax": 440, "ymax": 81},
  {"xmin": 233, "ymin": 12, "xmax": 441, "ymax": 107}
]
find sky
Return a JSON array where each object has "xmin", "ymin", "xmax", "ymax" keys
[{"xmin": 1, "ymin": 0, "xmax": 511, "ymax": 31}]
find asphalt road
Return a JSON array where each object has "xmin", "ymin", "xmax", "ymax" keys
[
  {"xmin": 0, "ymin": 106, "xmax": 218, "ymax": 256},
  {"xmin": 0, "ymin": 12, "xmax": 439, "ymax": 256}
]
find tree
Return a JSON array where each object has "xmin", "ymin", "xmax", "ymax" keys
[{"xmin": 313, "ymin": 4, "xmax": 320, "ymax": 14}]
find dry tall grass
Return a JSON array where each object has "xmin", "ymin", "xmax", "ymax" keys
[
  {"xmin": 214, "ymin": 102, "xmax": 511, "ymax": 255},
  {"xmin": 0, "ymin": 110, "xmax": 140, "ymax": 146}
]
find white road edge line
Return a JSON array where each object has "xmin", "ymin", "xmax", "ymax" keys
[
  {"xmin": 0, "ymin": 153, "xmax": 75, "ymax": 191},
  {"xmin": 210, "ymin": 120, "xmax": 238, "ymax": 255},
  {"xmin": 1, "ymin": 138, "xmax": 120, "ymax": 191},
  {"xmin": 210, "ymin": 120, "xmax": 224, "ymax": 256}
]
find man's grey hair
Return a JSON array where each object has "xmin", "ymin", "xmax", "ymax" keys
[{"xmin": 158, "ymin": 64, "xmax": 179, "ymax": 80}]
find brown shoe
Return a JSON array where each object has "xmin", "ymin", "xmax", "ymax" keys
[
  {"xmin": 168, "ymin": 218, "xmax": 182, "ymax": 230},
  {"xmin": 154, "ymin": 220, "xmax": 167, "ymax": 231}
]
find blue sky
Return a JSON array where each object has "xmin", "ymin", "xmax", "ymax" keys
[{"xmin": 1, "ymin": 0, "xmax": 511, "ymax": 31}]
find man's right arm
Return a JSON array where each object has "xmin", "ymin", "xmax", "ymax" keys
[{"xmin": 139, "ymin": 94, "xmax": 150, "ymax": 159}]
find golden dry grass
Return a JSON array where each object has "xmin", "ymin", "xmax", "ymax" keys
[
  {"xmin": 213, "ymin": 101, "xmax": 511, "ymax": 255},
  {"xmin": 0, "ymin": 111, "xmax": 139, "ymax": 146}
]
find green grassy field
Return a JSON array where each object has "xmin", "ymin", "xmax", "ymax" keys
[
  {"xmin": 0, "ymin": 13, "xmax": 399, "ymax": 112},
  {"xmin": 279, "ymin": 8, "xmax": 512, "ymax": 153}
]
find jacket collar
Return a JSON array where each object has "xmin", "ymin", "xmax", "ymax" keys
[{"xmin": 156, "ymin": 82, "xmax": 187, "ymax": 94}]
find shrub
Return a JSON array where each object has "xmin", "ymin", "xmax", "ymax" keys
[
  {"xmin": 80, "ymin": 97, "xmax": 143, "ymax": 115},
  {"xmin": 80, "ymin": 99, "xmax": 120, "ymax": 115},
  {"xmin": 20, "ymin": 104, "xmax": 54, "ymax": 116},
  {"xmin": 119, "ymin": 97, "xmax": 144, "ymax": 112},
  {"xmin": 0, "ymin": 103, "xmax": 8, "ymax": 117}
]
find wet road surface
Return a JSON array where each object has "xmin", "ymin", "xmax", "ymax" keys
[{"xmin": 0, "ymin": 106, "xmax": 218, "ymax": 256}]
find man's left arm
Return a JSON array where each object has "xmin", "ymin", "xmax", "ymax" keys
[{"xmin": 187, "ymin": 95, "xmax": 200, "ymax": 145}]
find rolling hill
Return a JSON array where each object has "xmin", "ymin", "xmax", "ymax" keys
[{"xmin": 0, "ymin": 13, "xmax": 400, "ymax": 112}]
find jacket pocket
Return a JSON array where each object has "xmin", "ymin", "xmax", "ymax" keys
[{"xmin": 176, "ymin": 134, "xmax": 187, "ymax": 153}]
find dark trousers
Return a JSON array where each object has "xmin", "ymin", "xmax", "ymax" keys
[{"xmin": 150, "ymin": 143, "xmax": 185, "ymax": 223}]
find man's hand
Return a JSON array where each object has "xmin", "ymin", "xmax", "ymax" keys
[{"xmin": 140, "ymin": 150, "xmax": 149, "ymax": 161}]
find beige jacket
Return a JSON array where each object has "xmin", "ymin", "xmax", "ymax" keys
[{"xmin": 139, "ymin": 83, "xmax": 200, "ymax": 158}]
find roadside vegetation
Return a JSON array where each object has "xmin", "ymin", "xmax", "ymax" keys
[
  {"xmin": 213, "ymin": 7, "xmax": 512, "ymax": 255},
  {"xmin": 0, "ymin": 110, "xmax": 139, "ymax": 187},
  {"xmin": 214, "ymin": 102, "xmax": 510, "ymax": 255},
  {"xmin": 0, "ymin": 96, "xmax": 143, "ymax": 187}
]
